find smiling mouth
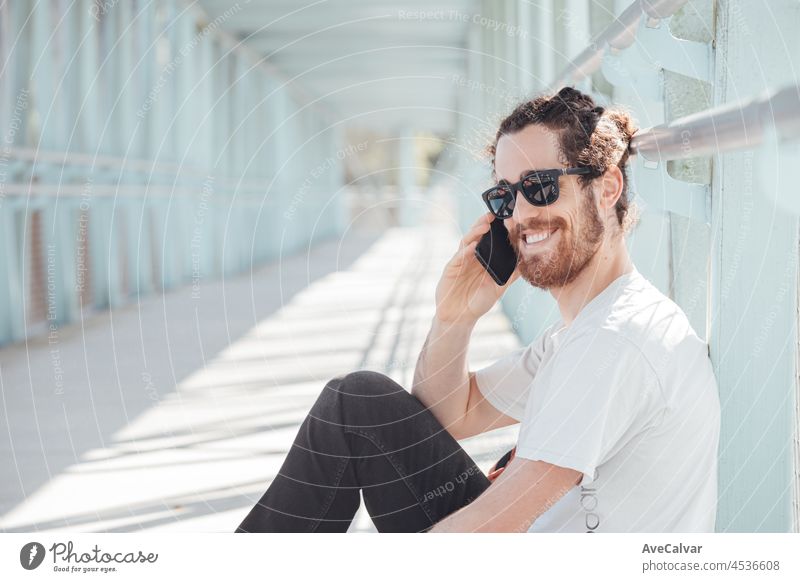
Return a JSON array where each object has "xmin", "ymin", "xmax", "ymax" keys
[{"xmin": 522, "ymin": 228, "xmax": 558, "ymax": 246}]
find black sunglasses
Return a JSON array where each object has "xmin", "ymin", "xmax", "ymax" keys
[{"xmin": 481, "ymin": 167, "xmax": 593, "ymax": 219}]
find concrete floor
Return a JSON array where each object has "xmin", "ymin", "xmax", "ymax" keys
[{"xmin": 0, "ymin": 201, "xmax": 520, "ymax": 532}]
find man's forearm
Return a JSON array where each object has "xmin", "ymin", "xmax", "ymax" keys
[
  {"xmin": 428, "ymin": 459, "xmax": 582, "ymax": 533},
  {"xmin": 411, "ymin": 316, "xmax": 475, "ymax": 433}
]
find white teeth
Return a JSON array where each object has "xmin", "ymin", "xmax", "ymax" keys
[{"xmin": 525, "ymin": 230, "xmax": 554, "ymax": 244}]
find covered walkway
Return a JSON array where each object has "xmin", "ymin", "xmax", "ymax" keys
[{"xmin": 1, "ymin": 0, "xmax": 799, "ymax": 533}]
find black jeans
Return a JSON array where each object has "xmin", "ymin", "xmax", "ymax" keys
[{"xmin": 235, "ymin": 370, "xmax": 492, "ymax": 532}]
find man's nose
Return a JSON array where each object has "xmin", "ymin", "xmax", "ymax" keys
[{"xmin": 510, "ymin": 187, "xmax": 546, "ymax": 223}]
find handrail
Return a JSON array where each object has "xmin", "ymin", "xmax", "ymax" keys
[
  {"xmin": 550, "ymin": 0, "xmax": 800, "ymax": 160},
  {"xmin": 552, "ymin": 0, "xmax": 688, "ymax": 89},
  {"xmin": 630, "ymin": 84, "xmax": 800, "ymax": 161},
  {"xmin": 1, "ymin": 146, "xmax": 273, "ymax": 190},
  {"xmin": 3, "ymin": 146, "xmax": 204, "ymax": 176}
]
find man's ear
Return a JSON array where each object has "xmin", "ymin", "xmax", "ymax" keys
[{"xmin": 598, "ymin": 165, "xmax": 624, "ymax": 216}]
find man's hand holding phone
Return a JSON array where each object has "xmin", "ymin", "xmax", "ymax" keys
[{"xmin": 435, "ymin": 212, "xmax": 520, "ymax": 325}]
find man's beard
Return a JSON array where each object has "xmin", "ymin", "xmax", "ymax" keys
[{"xmin": 511, "ymin": 193, "xmax": 605, "ymax": 290}]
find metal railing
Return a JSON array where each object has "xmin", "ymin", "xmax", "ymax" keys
[
  {"xmin": 1, "ymin": 147, "xmax": 272, "ymax": 196},
  {"xmin": 553, "ymin": 0, "xmax": 688, "ymax": 89},
  {"xmin": 551, "ymin": 0, "xmax": 800, "ymax": 162},
  {"xmin": 631, "ymin": 84, "xmax": 800, "ymax": 161}
]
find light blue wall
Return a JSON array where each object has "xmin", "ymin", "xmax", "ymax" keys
[
  {"xmin": 0, "ymin": 0, "xmax": 346, "ymax": 346},
  {"xmin": 709, "ymin": 0, "xmax": 800, "ymax": 532}
]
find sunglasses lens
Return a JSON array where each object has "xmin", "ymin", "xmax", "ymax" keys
[
  {"xmin": 485, "ymin": 186, "xmax": 514, "ymax": 218},
  {"xmin": 521, "ymin": 175, "xmax": 557, "ymax": 206}
]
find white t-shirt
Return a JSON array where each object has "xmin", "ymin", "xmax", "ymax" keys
[{"xmin": 474, "ymin": 268, "xmax": 720, "ymax": 533}]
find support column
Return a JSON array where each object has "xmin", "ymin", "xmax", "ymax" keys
[
  {"xmin": 397, "ymin": 128, "xmax": 416, "ymax": 227},
  {"xmin": 709, "ymin": 0, "xmax": 800, "ymax": 532},
  {"xmin": 563, "ymin": 0, "xmax": 591, "ymax": 92},
  {"xmin": 534, "ymin": 0, "xmax": 555, "ymax": 90},
  {"xmin": 517, "ymin": 0, "xmax": 535, "ymax": 94}
]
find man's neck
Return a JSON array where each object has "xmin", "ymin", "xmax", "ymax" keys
[{"xmin": 550, "ymin": 234, "xmax": 633, "ymax": 327}]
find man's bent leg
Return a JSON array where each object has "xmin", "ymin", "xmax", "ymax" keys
[{"xmin": 235, "ymin": 370, "xmax": 491, "ymax": 532}]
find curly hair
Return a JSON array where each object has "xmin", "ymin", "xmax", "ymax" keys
[{"xmin": 487, "ymin": 86, "xmax": 638, "ymax": 230}]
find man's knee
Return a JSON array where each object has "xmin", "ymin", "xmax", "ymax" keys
[
  {"xmin": 313, "ymin": 370, "xmax": 419, "ymax": 422},
  {"xmin": 331, "ymin": 370, "xmax": 405, "ymax": 398}
]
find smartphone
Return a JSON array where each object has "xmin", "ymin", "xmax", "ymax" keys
[
  {"xmin": 474, "ymin": 217, "xmax": 518, "ymax": 285},
  {"xmin": 495, "ymin": 447, "xmax": 515, "ymax": 470},
  {"xmin": 487, "ymin": 447, "xmax": 516, "ymax": 481}
]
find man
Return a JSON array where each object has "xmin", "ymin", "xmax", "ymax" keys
[{"xmin": 235, "ymin": 87, "xmax": 720, "ymax": 533}]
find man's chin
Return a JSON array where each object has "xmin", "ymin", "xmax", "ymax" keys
[
  {"xmin": 518, "ymin": 256, "xmax": 585, "ymax": 289},
  {"xmin": 517, "ymin": 261, "xmax": 557, "ymax": 290}
]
